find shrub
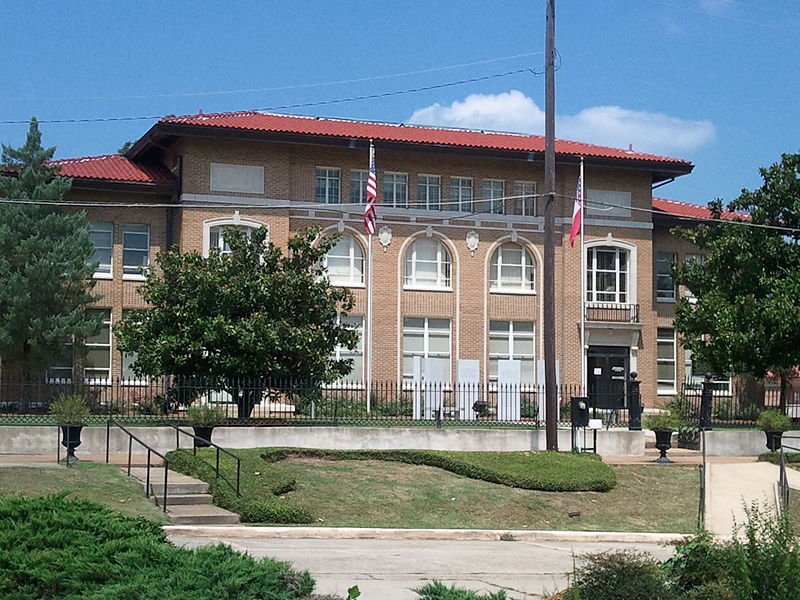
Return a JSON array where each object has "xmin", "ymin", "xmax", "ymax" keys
[
  {"xmin": 757, "ymin": 408, "xmax": 791, "ymax": 432},
  {"xmin": 643, "ymin": 410, "xmax": 681, "ymax": 431},
  {"xmin": 48, "ymin": 394, "xmax": 90, "ymax": 424},
  {"xmin": 0, "ymin": 494, "xmax": 314, "ymax": 600},
  {"xmin": 260, "ymin": 448, "xmax": 616, "ymax": 492},
  {"xmin": 684, "ymin": 581, "xmax": 736, "ymax": 600},
  {"xmin": 564, "ymin": 550, "xmax": 674, "ymax": 600},
  {"xmin": 665, "ymin": 532, "xmax": 736, "ymax": 591},
  {"xmin": 414, "ymin": 580, "xmax": 507, "ymax": 600},
  {"xmin": 185, "ymin": 403, "xmax": 227, "ymax": 426},
  {"xmin": 758, "ymin": 451, "xmax": 800, "ymax": 465}
]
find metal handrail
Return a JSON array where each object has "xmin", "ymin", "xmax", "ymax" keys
[
  {"xmin": 168, "ymin": 423, "xmax": 241, "ymax": 498},
  {"xmin": 777, "ymin": 436, "xmax": 800, "ymax": 513},
  {"xmin": 105, "ymin": 418, "xmax": 170, "ymax": 512}
]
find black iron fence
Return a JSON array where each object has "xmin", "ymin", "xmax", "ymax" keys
[
  {"xmin": 676, "ymin": 380, "xmax": 794, "ymax": 429},
  {"xmin": 0, "ymin": 377, "xmax": 634, "ymax": 428}
]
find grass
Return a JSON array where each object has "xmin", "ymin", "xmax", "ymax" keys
[
  {"xmin": 0, "ymin": 463, "xmax": 169, "ymax": 523},
  {"xmin": 170, "ymin": 448, "xmax": 697, "ymax": 532},
  {"xmin": 0, "ymin": 494, "xmax": 315, "ymax": 600},
  {"xmin": 275, "ymin": 457, "xmax": 698, "ymax": 532}
]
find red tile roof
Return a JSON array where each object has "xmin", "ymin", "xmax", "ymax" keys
[
  {"xmin": 51, "ymin": 154, "xmax": 173, "ymax": 185},
  {"xmin": 652, "ymin": 197, "xmax": 747, "ymax": 220},
  {"xmin": 160, "ymin": 111, "xmax": 691, "ymax": 166}
]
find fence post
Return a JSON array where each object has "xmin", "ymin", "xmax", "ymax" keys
[
  {"xmin": 700, "ymin": 374, "xmax": 713, "ymax": 430},
  {"xmin": 627, "ymin": 372, "xmax": 642, "ymax": 431}
]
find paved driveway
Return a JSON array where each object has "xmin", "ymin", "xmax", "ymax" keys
[{"xmin": 169, "ymin": 535, "xmax": 674, "ymax": 599}]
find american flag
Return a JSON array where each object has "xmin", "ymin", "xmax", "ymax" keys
[{"xmin": 363, "ymin": 141, "xmax": 377, "ymax": 235}]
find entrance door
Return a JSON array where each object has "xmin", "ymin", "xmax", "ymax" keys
[{"xmin": 587, "ymin": 346, "xmax": 629, "ymax": 409}]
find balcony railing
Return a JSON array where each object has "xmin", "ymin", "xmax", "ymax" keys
[{"xmin": 584, "ymin": 302, "xmax": 640, "ymax": 323}]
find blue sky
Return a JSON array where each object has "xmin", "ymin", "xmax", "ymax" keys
[{"xmin": 0, "ymin": 0, "xmax": 796, "ymax": 206}]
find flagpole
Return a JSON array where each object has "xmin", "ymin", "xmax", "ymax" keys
[
  {"xmin": 579, "ymin": 156, "xmax": 586, "ymax": 396},
  {"xmin": 366, "ymin": 231, "xmax": 373, "ymax": 413}
]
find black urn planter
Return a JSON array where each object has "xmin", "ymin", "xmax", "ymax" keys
[
  {"xmin": 765, "ymin": 430, "xmax": 784, "ymax": 452},
  {"xmin": 192, "ymin": 426, "xmax": 215, "ymax": 448},
  {"xmin": 60, "ymin": 424, "xmax": 83, "ymax": 463},
  {"xmin": 653, "ymin": 428, "xmax": 674, "ymax": 463}
]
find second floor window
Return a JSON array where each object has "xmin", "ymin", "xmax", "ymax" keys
[
  {"xmin": 417, "ymin": 175, "xmax": 441, "ymax": 210},
  {"xmin": 656, "ymin": 252, "xmax": 676, "ymax": 301},
  {"xmin": 122, "ymin": 224, "xmax": 150, "ymax": 278},
  {"xmin": 513, "ymin": 181, "xmax": 536, "ymax": 216},
  {"xmin": 315, "ymin": 167, "xmax": 340, "ymax": 204},
  {"xmin": 324, "ymin": 235, "xmax": 364, "ymax": 286},
  {"xmin": 384, "ymin": 173, "xmax": 408, "ymax": 208},
  {"xmin": 405, "ymin": 238, "xmax": 451, "ymax": 289},
  {"xmin": 483, "ymin": 180, "xmax": 505, "ymax": 214},
  {"xmin": 89, "ymin": 222, "xmax": 113, "ymax": 277},
  {"xmin": 490, "ymin": 243, "xmax": 535, "ymax": 292},
  {"xmin": 208, "ymin": 224, "xmax": 258, "ymax": 255},
  {"xmin": 587, "ymin": 246, "xmax": 629, "ymax": 303},
  {"xmin": 350, "ymin": 170, "xmax": 368, "ymax": 204},
  {"xmin": 450, "ymin": 177, "xmax": 473, "ymax": 212}
]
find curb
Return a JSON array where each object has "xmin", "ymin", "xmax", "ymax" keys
[{"xmin": 163, "ymin": 525, "xmax": 693, "ymax": 544}]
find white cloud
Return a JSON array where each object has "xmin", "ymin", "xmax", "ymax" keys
[{"xmin": 407, "ymin": 90, "xmax": 715, "ymax": 155}]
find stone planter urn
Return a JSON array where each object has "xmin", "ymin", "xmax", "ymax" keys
[
  {"xmin": 653, "ymin": 428, "xmax": 674, "ymax": 463},
  {"xmin": 765, "ymin": 430, "xmax": 784, "ymax": 452},
  {"xmin": 60, "ymin": 424, "xmax": 84, "ymax": 463},
  {"xmin": 192, "ymin": 425, "xmax": 215, "ymax": 448}
]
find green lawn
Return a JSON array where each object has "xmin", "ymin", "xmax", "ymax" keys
[
  {"xmin": 0, "ymin": 463, "xmax": 169, "ymax": 523},
  {"xmin": 276, "ymin": 457, "xmax": 699, "ymax": 532}
]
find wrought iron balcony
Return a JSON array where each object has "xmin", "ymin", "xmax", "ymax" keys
[{"xmin": 584, "ymin": 302, "xmax": 640, "ymax": 323}]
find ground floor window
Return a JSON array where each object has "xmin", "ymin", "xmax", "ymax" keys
[
  {"xmin": 488, "ymin": 321, "xmax": 535, "ymax": 385},
  {"xmin": 332, "ymin": 315, "xmax": 364, "ymax": 383},
  {"xmin": 84, "ymin": 309, "xmax": 112, "ymax": 384},
  {"xmin": 402, "ymin": 317, "xmax": 451, "ymax": 381},
  {"xmin": 657, "ymin": 328, "xmax": 676, "ymax": 394}
]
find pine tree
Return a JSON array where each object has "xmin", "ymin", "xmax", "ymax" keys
[{"xmin": 0, "ymin": 118, "xmax": 101, "ymax": 382}]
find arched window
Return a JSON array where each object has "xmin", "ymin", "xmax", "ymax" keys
[
  {"xmin": 208, "ymin": 224, "xmax": 258, "ymax": 255},
  {"xmin": 587, "ymin": 246, "xmax": 629, "ymax": 303},
  {"xmin": 404, "ymin": 238, "xmax": 451, "ymax": 289},
  {"xmin": 324, "ymin": 235, "xmax": 364, "ymax": 286},
  {"xmin": 490, "ymin": 243, "xmax": 535, "ymax": 292}
]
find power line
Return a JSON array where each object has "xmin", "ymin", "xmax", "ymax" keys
[
  {"xmin": 0, "ymin": 68, "xmax": 535, "ymax": 126},
  {"xmin": 5, "ymin": 52, "xmax": 544, "ymax": 102}
]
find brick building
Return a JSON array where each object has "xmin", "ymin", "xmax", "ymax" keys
[{"xmin": 45, "ymin": 111, "xmax": 714, "ymax": 406}]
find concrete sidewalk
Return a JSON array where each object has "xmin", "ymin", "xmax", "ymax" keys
[{"xmin": 704, "ymin": 461, "xmax": 800, "ymax": 535}]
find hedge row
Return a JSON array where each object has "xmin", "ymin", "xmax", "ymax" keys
[
  {"xmin": 260, "ymin": 448, "xmax": 617, "ymax": 492},
  {"xmin": 0, "ymin": 494, "xmax": 314, "ymax": 600},
  {"xmin": 166, "ymin": 449, "xmax": 312, "ymax": 524}
]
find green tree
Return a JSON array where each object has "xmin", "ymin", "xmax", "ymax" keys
[
  {"xmin": 674, "ymin": 153, "xmax": 800, "ymax": 409},
  {"xmin": 0, "ymin": 118, "xmax": 101, "ymax": 385},
  {"xmin": 115, "ymin": 226, "xmax": 358, "ymax": 417}
]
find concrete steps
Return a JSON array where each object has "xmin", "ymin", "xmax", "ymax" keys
[{"xmin": 126, "ymin": 466, "xmax": 239, "ymax": 525}]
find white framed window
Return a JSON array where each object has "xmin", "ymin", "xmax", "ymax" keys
[
  {"xmin": 324, "ymin": 235, "xmax": 364, "ymax": 286},
  {"xmin": 685, "ymin": 347, "xmax": 730, "ymax": 393},
  {"xmin": 683, "ymin": 254, "xmax": 704, "ymax": 303},
  {"xmin": 122, "ymin": 224, "xmax": 150, "ymax": 279},
  {"xmin": 657, "ymin": 328, "xmax": 676, "ymax": 394},
  {"xmin": 120, "ymin": 309, "xmax": 146, "ymax": 385},
  {"xmin": 482, "ymin": 179, "xmax": 505, "ymax": 214},
  {"xmin": 315, "ymin": 167, "xmax": 340, "ymax": 204},
  {"xmin": 587, "ymin": 246, "xmax": 629, "ymax": 303},
  {"xmin": 402, "ymin": 317, "xmax": 451, "ymax": 381},
  {"xmin": 489, "ymin": 321, "xmax": 535, "ymax": 385},
  {"xmin": 656, "ymin": 252, "xmax": 676, "ymax": 302},
  {"xmin": 47, "ymin": 338, "xmax": 74, "ymax": 383},
  {"xmin": 490, "ymin": 244, "xmax": 535, "ymax": 293},
  {"xmin": 384, "ymin": 172, "xmax": 408, "ymax": 208},
  {"xmin": 333, "ymin": 315, "xmax": 364, "ymax": 383},
  {"xmin": 404, "ymin": 238, "xmax": 452, "ymax": 289},
  {"xmin": 417, "ymin": 175, "xmax": 441, "ymax": 211},
  {"xmin": 89, "ymin": 222, "xmax": 113, "ymax": 278},
  {"xmin": 84, "ymin": 309, "xmax": 112, "ymax": 384},
  {"xmin": 513, "ymin": 181, "xmax": 537, "ymax": 216},
  {"xmin": 450, "ymin": 177, "xmax": 473, "ymax": 212},
  {"xmin": 350, "ymin": 170, "xmax": 368, "ymax": 204}
]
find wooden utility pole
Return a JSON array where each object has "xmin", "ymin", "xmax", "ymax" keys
[{"xmin": 543, "ymin": 0, "xmax": 558, "ymax": 451}]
